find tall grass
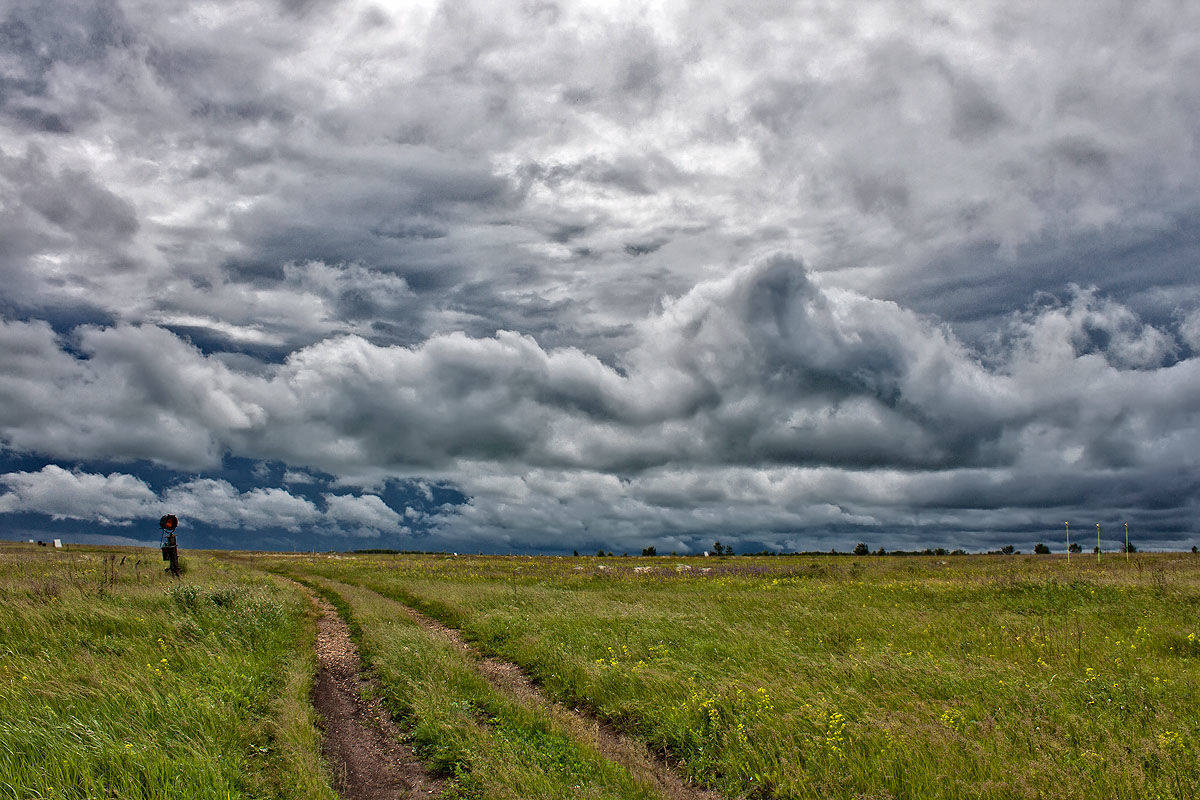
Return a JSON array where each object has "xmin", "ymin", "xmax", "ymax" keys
[
  {"xmin": 0, "ymin": 546, "xmax": 336, "ymax": 800},
  {"xmin": 274, "ymin": 552, "xmax": 1200, "ymax": 800}
]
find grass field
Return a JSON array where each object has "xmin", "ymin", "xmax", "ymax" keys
[
  {"xmin": 3, "ymin": 544, "xmax": 1197, "ymax": 799},
  {"xmin": 0, "ymin": 544, "xmax": 335, "ymax": 800},
  {"xmin": 265, "ymin": 551, "xmax": 1200, "ymax": 800}
]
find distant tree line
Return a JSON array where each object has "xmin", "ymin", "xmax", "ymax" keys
[{"xmin": 357, "ymin": 538, "xmax": 1198, "ymax": 558}]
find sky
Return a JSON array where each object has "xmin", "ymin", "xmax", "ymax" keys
[{"xmin": 2, "ymin": 0, "xmax": 1200, "ymax": 554}]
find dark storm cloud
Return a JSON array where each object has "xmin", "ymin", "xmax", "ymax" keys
[
  {"xmin": 3, "ymin": 255, "xmax": 1199, "ymax": 551},
  {"xmin": 0, "ymin": 0, "xmax": 131, "ymax": 108},
  {"xmin": 219, "ymin": 147, "xmax": 519, "ymax": 290},
  {"xmin": 3, "ymin": 1, "xmax": 1200, "ymax": 551},
  {"xmin": 906, "ymin": 215, "xmax": 1200, "ymax": 339},
  {"xmin": 12, "ymin": 148, "xmax": 138, "ymax": 241},
  {"xmin": 520, "ymin": 152, "xmax": 685, "ymax": 197}
]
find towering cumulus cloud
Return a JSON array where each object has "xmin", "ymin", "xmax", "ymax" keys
[{"xmin": 3, "ymin": 257, "xmax": 1199, "ymax": 550}]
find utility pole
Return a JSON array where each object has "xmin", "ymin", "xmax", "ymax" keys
[
  {"xmin": 1096, "ymin": 523, "xmax": 1101, "ymax": 564},
  {"xmin": 1065, "ymin": 521, "xmax": 1070, "ymax": 564}
]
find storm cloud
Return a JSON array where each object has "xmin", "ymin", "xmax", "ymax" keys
[{"xmin": 2, "ymin": 0, "xmax": 1199, "ymax": 551}]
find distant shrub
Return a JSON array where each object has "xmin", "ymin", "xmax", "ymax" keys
[
  {"xmin": 641, "ymin": 546, "xmax": 657, "ymax": 556},
  {"xmin": 1034, "ymin": 543, "xmax": 1050, "ymax": 554}
]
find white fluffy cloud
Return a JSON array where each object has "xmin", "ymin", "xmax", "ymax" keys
[
  {"xmin": 323, "ymin": 493, "xmax": 406, "ymax": 536},
  {"xmin": 0, "ymin": 465, "xmax": 157, "ymax": 525},
  {"xmin": 0, "ymin": 465, "xmax": 406, "ymax": 536}
]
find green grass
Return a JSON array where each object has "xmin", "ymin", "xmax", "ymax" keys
[
  {"xmin": 7, "ymin": 544, "xmax": 1197, "ymax": 799},
  {"xmin": 288, "ymin": 573, "xmax": 664, "ymax": 800},
  {"xmin": 268, "ymin": 551, "xmax": 1200, "ymax": 800},
  {"xmin": 0, "ymin": 545, "xmax": 336, "ymax": 800}
]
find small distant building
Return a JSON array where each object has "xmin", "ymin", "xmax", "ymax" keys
[{"xmin": 52, "ymin": 539, "xmax": 62, "ymax": 549}]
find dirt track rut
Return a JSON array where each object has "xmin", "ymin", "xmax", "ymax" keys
[{"xmin": 312, "ymin": 595, "xmax": 444, "ymax": 800}]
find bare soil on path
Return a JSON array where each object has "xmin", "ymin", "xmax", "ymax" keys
[{"xmin": 312, "ymin": 594, "xmax": 444, "ymax": 800}]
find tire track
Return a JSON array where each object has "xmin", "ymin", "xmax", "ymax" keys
[
  {"xmin": 311, "ymin": 594, "xmax": 444, "ymax": 800},
  {"xmin": 319, "ymin": 579, "xmax": 723, "ymax": 800}
]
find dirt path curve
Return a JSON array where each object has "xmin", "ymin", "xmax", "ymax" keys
[
  {"xmin": 312, "ymin": 594, "xmax": 444, "ymax": 800},
  {"xmin": 374, "ymin": 590, "xmax": 724, "ymax": 800}
]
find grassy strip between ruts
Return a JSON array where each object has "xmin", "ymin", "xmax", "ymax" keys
[
  {"xmin": 272, "ymin": 552, "xmax": 1200, "ymax": 800},
  {"xmin": 0, "ymin": 546, "xmax": 336, "ymax": 800},
  {"xmin": 283, "ymin": 570, "xmax": 667, "ymax": 800}
]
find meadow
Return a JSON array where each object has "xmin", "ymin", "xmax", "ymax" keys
[
  {"xmin": 265, "ymin": 551, "xmax": 1200, "ymax": 800},
  {"xmin": 2, "ymin": 544, "xmax": 1197, "ymax": 799}
]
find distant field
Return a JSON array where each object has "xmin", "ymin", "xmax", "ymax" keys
[
  {"xmin": 3, "ymin": 545, "xmax": 1197, "ymax": 799},
  {"xmin": 266, "ymin": 551, "xmax": 1200, "ymax": 800}
]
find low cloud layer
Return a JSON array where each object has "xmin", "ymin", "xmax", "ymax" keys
[
  {"xmin": 3, "ymin": 257, "xmax": 1198, "ymax": 551},
  {"xmin": 0, "ymin": 464, "xmax": 407, "ymax": 537},
  {"xmin": 3, "ymin": 1, "xmax": 1200, "ymax": 550}
]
